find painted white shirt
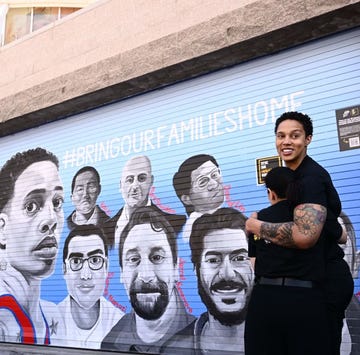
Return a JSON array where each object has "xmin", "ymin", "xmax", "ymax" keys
[
  {"xmin": 182, "ymin": 206, "xmax": 221, "ymax": 244},
  {"xmin": 340, "ymin": 319, "xmax": 351, "ymax": 355},
  {"xmin": 57, "ymin": 296, "xmax": 124, "ymax": 349},
  {"xmin": 114, "ymin": 199, "xmax": 151, "ymax": 249},
  {"xmin": 72, "ymin": 205, "xmax": 101, "ymax": 225},
  {"xmin": 0, "ymin": 263, "xmax": 66, "ymax": 345}
]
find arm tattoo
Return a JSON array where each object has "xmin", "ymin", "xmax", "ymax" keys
[
  {"xmin": 294, "ymin": 204, "xmax": 326, "ymax": 238},
  {"xmin": 260, "ymin": 222, "xmax": 296, "ymax": 248},
  {"xmin": 259, "ymin": 204, "xmax": 326, "ymax": 248}
]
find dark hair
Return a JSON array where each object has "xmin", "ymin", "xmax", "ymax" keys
[
  {"xmin": 63, "ymin": 224, "xmax": 109, "ymax": 262},
  {"xmin": 119, "ymin": 206, "xmax": 177, "ymax": 268},
  {"xmin": 173, "ymin": 154, "xmax": 219, "ymax": 216},
  {"xmin": 0, "ymin": 148, "xmax": 59, "ymax": 212},
  {"xmin": 264, "ymin": 166, "xmax": 299, "ymax": 206},
  {"xmin": 274, "ymin": 111, "xmax": 313, "ymax": 137},
  {"xmin": 189, "ymin": 208, "xmax": 247, "ymax": 267},
  {"xmin": 71, "ymin": 166, "xmax": 100, "ymax": 194}
]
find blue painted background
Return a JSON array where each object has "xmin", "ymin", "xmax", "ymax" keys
[{"xmin": 1, "ymin": 28, "xmax": 359, "ymax": 317}]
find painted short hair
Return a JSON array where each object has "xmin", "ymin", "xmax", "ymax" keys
[
  {"xmin": 63, "ymin": 224, "xmax": 109, "ymax": 263},
  {"xmin": 71, "ymin": 166, "xmax": 101, "ymax": 194},
  {"xmin": 173, "ymin": 154, "xmax": 219, "ymax": 216},
  {"xmin": 189, "ymin": 207, "xmax": 247, "ymax": 267},
  {"xmin": 119, "ymin": 206, "xmax": 177, "ymax": 268},
  {"xmin": 0, "ymin": 147, "xmax": 59, "ymax": 212}
]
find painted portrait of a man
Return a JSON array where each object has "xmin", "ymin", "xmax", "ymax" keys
[
  {"xmin": 101, "ymin": 206, "xmax": 195, "ymax": 353},
  {"xmin": 173, "ymin": 154, "xmax": 225, "ymax": 243},
  {"xmin": 189, "ymin": 208, "xmax": 254, "ymax": 354},
  {"xmin": 104, "ymin": 155, "xmax": 186, "ymax": 249},
  {"xmin": 58, "ymin": 224, "xmax": 124, "ymax": 349},
  {"xmin": 67, "ymin": 166, "xmax": 109, "ymax": 231},
  {"xmin": 0, "ymin": 148, "xmax": 65, "ymax": 344}
]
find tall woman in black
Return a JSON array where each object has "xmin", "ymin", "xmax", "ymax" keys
[
  {"xmin": 245, "ymin": 167, "xmax": 330, "ymax": 355},
  {"xmin": 246, "ymin": 111, "xmax": 353, "ymax": 355}
]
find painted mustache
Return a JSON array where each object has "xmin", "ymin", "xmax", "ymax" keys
[
  {"xmin": 210, "ymin": 279, "xmax": 246, "ymax": 293},
  {"xmin": 130, "ymin": 280, "xmax": 167, "ymax": 295}
]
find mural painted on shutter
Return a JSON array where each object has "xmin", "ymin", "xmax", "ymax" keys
[{"xmin": 0, "ymin": 28, "xmax": 359, "ymax": 353}]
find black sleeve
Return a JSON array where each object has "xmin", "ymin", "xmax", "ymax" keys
[
  {"xmin": 324, "ymin": 209, "xmax": 343, "ymax": 241},
  {"xmin": 248, "ymin": 233, "xmax": 257, "ymax": 257}
]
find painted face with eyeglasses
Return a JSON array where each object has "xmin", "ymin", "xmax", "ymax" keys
[
  {"xmin": 64, "ymin": 234, "xmax": 108, "ymax": 310},
  {"xmin": 185, "ymin": 160, "xmax": 224, "ymax": 213}
]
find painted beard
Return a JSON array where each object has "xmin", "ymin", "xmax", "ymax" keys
[
  {"xmin": 129, "ymin": 278, "xmax": 169, "ymax": 320},
  {"xmin": 197, "ymin": 271, "xmax": 249, "ymax": 326}
]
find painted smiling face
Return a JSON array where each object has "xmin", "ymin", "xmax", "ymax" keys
[
  {"xmin": 197, "ymin": 228, "xmax": 253, "ymax": 326},
  {"xmin": 1, "ymin": 161, "xmax": 64, "ymax": 280},
  {"xmin": 121, "ymin": 224, "xmax": 177, "ymax": 320}
]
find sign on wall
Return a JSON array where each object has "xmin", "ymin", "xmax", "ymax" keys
[
  {"xmin": 256, "ymin": 156, "xmax": 282, "ymax": 185},
  {"xmin": 0, "ymin": 28, "xmax": 359, "ymax": 354},
  {"xmin": 336, "ymin": 104, "xmax": 360, "ymax": 151}
]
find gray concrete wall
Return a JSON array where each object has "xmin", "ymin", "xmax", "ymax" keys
[{"xmin": 0, "ymin": 0, "xmax": 359, "ymax": 136}]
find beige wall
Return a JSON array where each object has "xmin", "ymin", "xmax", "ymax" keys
[
  {"xmin": 0, "ymin": 1, "xmax": 97, "ymax": 7},
  {"xmin": 1, "ymin": 0, "xmax": 360, "ymax": 135}
]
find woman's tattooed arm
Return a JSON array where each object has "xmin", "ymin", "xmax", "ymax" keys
[{"xmin": 258, "ymin": 204, "xmax": 327, "ymax": 249}]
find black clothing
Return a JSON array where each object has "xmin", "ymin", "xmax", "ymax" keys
[
  {"xmin": 249, "ymin": 200, "xmax": 324, "ymax": 282},
  {"xmin": 295, "ymin": 156, "xmax": 354, "ymax": 354},
  {"xmin": 245, "ymin": 283, "xmax": 329, "ymax": 355},
  {"xmin": 246, "ymin": 199, "xmax": 329, "ymax": 355},
  {"xmin": 247, "ymin": 155, "xmax": 353, "ymax": 355},
  {"xmin": 66, "ymin": 205, "xmax": 109, "ymax": 230},
  {"xmin": 294, "ymin": 156, "xmax": 343, "ymax": 251},
  {"xmin": 257, "ymin": 276, "xmax": 313, "ymax": 288},
  {"xmin": 102, "ymin": 202, "xmax": 186, "ymax": 249},
  {"xmin": 326, "ymin": 259, "xmax": 354, "ymax": 354}
]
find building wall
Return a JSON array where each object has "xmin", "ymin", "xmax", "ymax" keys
[
  {"xmin": 0, "ymin": 1, "xmax": 360, "ymax": 354},
  {"xmin": 0, "ymin": 24, "xmax": 359, "ymax": 354},
  {"xmin": 1, "ymin": 0, "xmax": 360, "ymax": 135}
]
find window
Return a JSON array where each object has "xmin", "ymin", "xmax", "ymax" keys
[
  {"xmin": 4, "ymin": 7, "xmax": 31, "ymax": 44},
  {"xmin": 2, "ymin": 6, "xmax": 79, "ymax": 45}
]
